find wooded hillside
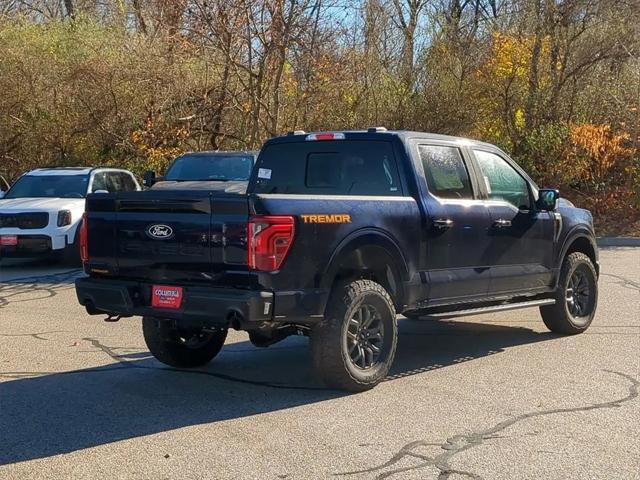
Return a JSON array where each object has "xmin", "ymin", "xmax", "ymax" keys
[{"xmin": 0, "ymin": 0, "xmax": 638, "ymax": 233}]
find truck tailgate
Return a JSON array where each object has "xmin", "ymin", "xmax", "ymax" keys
[{"xmin": 85, "ymin": 190, "xmax": 249, "ymax": 284}]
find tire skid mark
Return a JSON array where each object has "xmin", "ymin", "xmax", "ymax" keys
[
  {"xmin": 338, "ymin": 370, "xmax": 639, "ymax": 480},
  {"xmin": 601, "ymin": 273, "xmax": 640, "ymax": 292},
  {"xmin": 0, "ymin": 330, "xmax": 67, "ymax": 341},
  {"xmin": 0, "ymin": 269, "xmax": 82, "ymax": 308},
  {"xmin": 0, "ymin": 366, "xmax": 128, "ymax": 380}
]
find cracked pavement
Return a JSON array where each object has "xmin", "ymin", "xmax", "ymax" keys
[{"xmin": 0, "ymin": 248, "xmax": 639, "ymax": 479}]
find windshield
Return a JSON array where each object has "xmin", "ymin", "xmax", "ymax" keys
[
  {"xmin": 4, "ymin": 174, "xmax": 89, "ymax": 199},
  {"xmin": 164, "ymin": 154, "xmax": 254, "ymax": 181}
]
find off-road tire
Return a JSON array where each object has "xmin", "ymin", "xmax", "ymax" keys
[
  {"xmin": 142, "ymin": 317, "xmax": 227, "ymax": 368},
  {"xmin": 540, "ymin": 252, "xmax": 598, "ymax": 334},
  {"xmin": 310, "ymin": 279, "xmax": 397, "ymax": 392}
]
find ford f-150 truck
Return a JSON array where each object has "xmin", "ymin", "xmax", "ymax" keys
[{"xmin": 75, "ymin": 129, "xmax": 599, "ymax": 391}]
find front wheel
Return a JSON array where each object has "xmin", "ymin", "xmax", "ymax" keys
[
  {"xmin": 142, "ymin": 317, "xmax": 227, "ymax": 368},
  {"xmin": 310, "ymin": 279, "xmax": 397, "ymax": 392},
  {"xmin": 540, "ymin": 252, "xmax": 598, "ymax": 334}
]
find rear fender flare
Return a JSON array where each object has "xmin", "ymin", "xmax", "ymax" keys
[{"xmin": 320, "ymin": 228, "xmax": 410, "ymax": 305}]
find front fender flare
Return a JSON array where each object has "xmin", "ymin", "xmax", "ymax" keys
[{"xmin": 557, "ymin": 227, "xmax": 599, "ymax": 273}]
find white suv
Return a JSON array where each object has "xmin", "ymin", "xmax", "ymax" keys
[{"xmin": 0, "ymin": 167, "xmax": 140, "ymax": 262}]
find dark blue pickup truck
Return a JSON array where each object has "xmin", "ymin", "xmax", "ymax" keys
[{"xmin": 75, "ymin": 129, "xmax": 599, "ymax": 391}]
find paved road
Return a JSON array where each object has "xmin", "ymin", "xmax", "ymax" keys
[{"xmin": 0, "ymin": 249, "xmax": 638, "ymax": 479}]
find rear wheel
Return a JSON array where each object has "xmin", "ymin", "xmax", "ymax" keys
[
  {"xmin": 142, "ymin": 317, "xmax": 227, "ymax": 368},
  {"xmin": 540, "ymin": 252, "xmax": 598, "ymax": 334},
  {"xmin": 310, "ymin": 279, "xmax": 397, "ymax": 392}
]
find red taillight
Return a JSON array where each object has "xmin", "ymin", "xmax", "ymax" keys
[
  {"xmin": 248, "ymin": 215, "xmax": 295, "ymax": 271},
  {"xmin": 79, "ymin": 212, "xmax": 89, "ymax": 262}
]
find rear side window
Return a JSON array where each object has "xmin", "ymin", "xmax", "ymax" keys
[
  {"xmin": 419, "ymin": 145, "xmax": 473, "ymax": 199},
  {"xmin": 118, "ymin": 172, "xmax": 138, "ymax": 191},
  {"xmin": 253, "ymin": 141, "xmax": 402, "ymax": 196},
  {"xmin": 107, "ymin": 173, "xmax": 122, "ymax": 192}
]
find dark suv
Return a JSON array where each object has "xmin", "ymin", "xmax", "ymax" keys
[{"xmin": 75, "ymin": 129, "xmax": 599, "ymax": 391}]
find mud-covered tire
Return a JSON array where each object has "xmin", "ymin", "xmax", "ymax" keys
[
  {"xmin": 142, "ymin": 317, "xmax": 227, "ymax": 368},
  {"xmin": 310, "ymin": 279, "xmax": 397, "ymax": 392},
  {"xmin": 540, "ymin": 252, "xmax": 598, "ymax": 334}
]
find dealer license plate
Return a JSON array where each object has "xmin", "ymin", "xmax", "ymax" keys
[{"xmin": 151, "ymin": 285, "xmax": 183, "ymax": 310}]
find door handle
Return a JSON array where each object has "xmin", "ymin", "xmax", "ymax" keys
[
  {"xmin": 493, "ymin": 218, "xmax": 512, "ymax": 228},
  {"xmin": 433, "ymin": 218, "xmax": 454, "ymax": 230}
]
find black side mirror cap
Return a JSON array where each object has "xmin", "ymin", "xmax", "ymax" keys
[
  {"xmin": 142, "ymin": 170, "xmax": 156, "ymax": 187},
  {"xmin": 536, "ymin": 188, "xmax": 560, "ymax": 211}
]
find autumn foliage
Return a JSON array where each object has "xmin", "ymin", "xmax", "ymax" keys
[{"xmin": 0, "ymin": 1, "xmax": 638, "ymax": 234}]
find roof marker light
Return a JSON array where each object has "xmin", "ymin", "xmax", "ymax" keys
[{"xmin": 305, "ymin": 132, "xmax": 345, "ymax": 141}]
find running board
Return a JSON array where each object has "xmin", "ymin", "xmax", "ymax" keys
[{"xmin": 427, "ymin": 299, "xmax": 556, "ymax": 319}]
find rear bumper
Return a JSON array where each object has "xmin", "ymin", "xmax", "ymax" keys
[
  {"xmin": 75, "ymin": 277, "xmax": 274, "ymax": 329},
  {"xmin": 0, "ymin": 235, "xmax": 53, "ymax": 258}
]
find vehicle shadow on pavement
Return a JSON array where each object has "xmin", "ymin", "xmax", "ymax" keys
[
  {"xmin": 0, "ymin": 318, "xmax": 558, "ymax": 465},
  {"xmin": 0, "ymin": 258, "xmax": 82, "ymax": 284}
]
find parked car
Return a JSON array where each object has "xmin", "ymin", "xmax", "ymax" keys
[
  {"xmin": 0, "ymin": 175, "xmax": 9, "ymax": 198},
  {"xmin": 143, "ymin": 151, "xmax": 257, "ymax": 193},
  {"xmin": 0, "ymin": 167, "xmax": 140, "ymax": 262},
  {"xmin": 75, "ymin": 129, "xmax": 599, "ymax": 391}
]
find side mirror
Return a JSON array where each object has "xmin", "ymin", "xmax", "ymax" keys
[
  {"xmin": 536, "ymin": 188, "xmax": 559, "ymax": 211},
  {"xmin": 142, "ymin": 170, "xmax": 156, "ymax": 187}
]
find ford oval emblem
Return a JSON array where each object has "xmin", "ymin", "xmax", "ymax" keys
[{"xmin": 146, "ymin": 224, "xmax": 174, "ymax": 240}]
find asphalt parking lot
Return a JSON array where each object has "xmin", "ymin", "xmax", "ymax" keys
[{"xmin": 0, "ymin": 248, "xmax": 638, "ymax": 479}]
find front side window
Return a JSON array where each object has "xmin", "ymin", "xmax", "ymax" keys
[
  {"xmin": 473, "ymin": 150, "xmax": 531, "ymax": 209},
  {"xmin": 419, "ymin": 145, "xmax": 473, "ymax": 199},
  {"xmin": 91, "ymin": 173, "xmax": 108, "ymax": 192}
]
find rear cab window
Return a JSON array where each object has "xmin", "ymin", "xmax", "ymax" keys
[{"xmin": 252, "ymin": 141, "xmax": 402, "ymax": 196}]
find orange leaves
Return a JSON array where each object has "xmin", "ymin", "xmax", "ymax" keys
[
  {"xmin": 129, "ymin": 116, "xmax": 189, "ymax": 175},
  {"xmin": 568, "ymin": 124, "xmax": 635, "ymax": 184}
]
